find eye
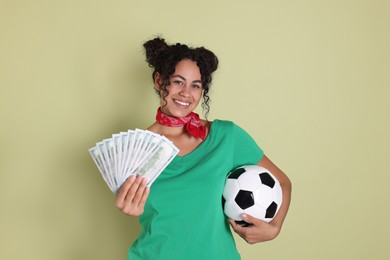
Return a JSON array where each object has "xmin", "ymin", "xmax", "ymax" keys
[
  {"xmin": 192, "ymin": 84, "xmax": 201, "ymax": 89},
  {"xmin": 173, "ymin": 80, "xmax": 184, "ymax": 86}
]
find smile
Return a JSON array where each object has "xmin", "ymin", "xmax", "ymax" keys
[{"xmin": 174, "ymin": 100, "xmax": 190, "ymax": 106}]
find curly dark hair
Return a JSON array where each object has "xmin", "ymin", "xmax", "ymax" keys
[{"xmin": 143, "ymin": 37, "xmax": 219, "ymax": 118}]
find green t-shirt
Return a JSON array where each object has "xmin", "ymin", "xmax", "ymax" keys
[{"xmin": 128, "ymin": 120, "xmax": 264, "ymax": 260}]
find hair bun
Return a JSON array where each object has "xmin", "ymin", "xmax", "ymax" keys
[
  {"xmin": 196, "ymin": 47, "xmax": 219, "ymax": 73},
  {"xmin": 143, "ymin": 37, "xmax": 168, "ymax": 68}
]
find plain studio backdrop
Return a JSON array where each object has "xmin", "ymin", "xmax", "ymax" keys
[{"xmin": 1, "ymin": 0, "xmax": 389, "ymax": 259}]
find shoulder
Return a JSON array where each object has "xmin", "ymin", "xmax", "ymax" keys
[
  {"xmin": 211, "ymin": 120, "xmax": 256, "ymax": 141},
  {"xmin": 200, "ymin": 119, "xmax": 237, "ymax": 134},
  {"xmin": 211, "ymin": 119, "xmax": 239, "ymax": 130},
  {"xmin": 207, "ymin": 120, "xmax": 242, "ymax": 138}
]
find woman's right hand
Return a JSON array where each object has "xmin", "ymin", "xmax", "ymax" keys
[{"xmin": 115, "ymin": 176, "xmax": 150, "ymax": 216}]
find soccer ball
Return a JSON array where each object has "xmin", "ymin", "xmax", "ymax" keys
[{"xmin": 222, "ymin": 165, "xmax": 283, "ymax": 226}]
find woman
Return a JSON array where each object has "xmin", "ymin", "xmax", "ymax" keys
[{"xmin": 116, "ymin": 37, "xmax": 292, "ymax": 259}]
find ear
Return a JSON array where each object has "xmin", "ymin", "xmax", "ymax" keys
[{"xmin": 154, "ymin": 73, "xmax": 163, "ymax": 91}]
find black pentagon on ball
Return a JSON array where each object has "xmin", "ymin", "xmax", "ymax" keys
[
  {"xmin": 227, "ymin": 167, "xmax": 246, "ymax": 179},
  {"xmin": 221, "ymin": 197, "xmax": 226, "ymax": 210},
  {"xmin": 259, "ymin": 172, "xmax": 275, "ymax": 188},
  {"xmin": 235, "ymin": 220, "xmax": 251, "ymax": 227},
  {"xmin": 235, "ymin": 190, "xmax": 254, "ymax": 209},
  {"xmin": 265, "ymin": 201, "xmax": 278, "ymax": 219}
]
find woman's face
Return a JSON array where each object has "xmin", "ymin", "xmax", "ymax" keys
[{"xmin": 156, "ymin": 59, "xmax": 203, "ymax": 118}]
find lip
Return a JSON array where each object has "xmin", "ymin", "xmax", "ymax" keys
[{"xmin": 174, "ymin": 99, "xmax": 190, "ymax": 107}]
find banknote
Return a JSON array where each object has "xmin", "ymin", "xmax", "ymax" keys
[
  {"xmin": 132, "ymin": 140, "xmax": 178, "ymax": 186},
  {"xmin": 89, "ymin": 129, "xmax": 179, "ymax": 194}
]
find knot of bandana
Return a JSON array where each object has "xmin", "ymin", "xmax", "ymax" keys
[{"xmin": 156, "ymin": 107, "xmax": 206, "ymax": 140}]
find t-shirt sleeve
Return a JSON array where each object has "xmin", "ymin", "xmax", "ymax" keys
[{"xmin": 231, "ymin": 122, "xmax": 264, "ymax": 168}]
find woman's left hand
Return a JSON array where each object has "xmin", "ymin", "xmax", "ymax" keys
[{"xmin": 228, "ymin": 214, "xmax": 280, "ymax": 244}]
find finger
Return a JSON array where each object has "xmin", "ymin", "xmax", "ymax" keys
[
  {"xmin": 116, "ymin": 176, "xmax": 136, "ymax": 207},
  {"xmin": 229, "ymin": 218, "xmax": 244, "ymax": 233},
  {"xmin": 228, "ymin": 218, "xmax": 237, "ymax": 229},
  {"xmin": 124, "ymin": 176, "xmax": 144, "ymax": 203},
  {"xmin": 228, "ymin": 219, "xmax": 247, "ymax": 239},
  {"xmin": 132, "ymin": 177, "xmax": 148, "ymax": 205},
  {"xmin": 137, "ymin": 185, "xmax": 150, "ymax": 208},
  {"xmin": 241, "ymin": 213, "xmax": 267, "ymax": 227}
]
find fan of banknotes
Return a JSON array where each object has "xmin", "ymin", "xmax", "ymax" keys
[{"xmin": 89, "ymin": 129, "xmax": 179, "ymax": 194}]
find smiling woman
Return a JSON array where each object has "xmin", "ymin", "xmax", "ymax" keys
[
  {"xmin": 114, "ymin": 37, "xmax": 292, "ymax": 260},
  {"xmin": 144, "ymin": 37, "xmax": 218, "ymax": 118}
]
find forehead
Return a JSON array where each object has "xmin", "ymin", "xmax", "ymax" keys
[{"xmin": 173, "ymin": 59, "xmax": 201, "ymax": 79}]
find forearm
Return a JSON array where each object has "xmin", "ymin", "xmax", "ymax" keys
[
  {"xmin": 258, "ymin": 155, "xmax": 292, "ymax": 237},
  {"xmin": 269, "ymin": 175, "xmax": 292, "ymax": 237}
]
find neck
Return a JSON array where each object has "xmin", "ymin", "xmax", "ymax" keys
[{"xmin": 159, "ymin": 122, "xmax": 186, "ymax": 134}]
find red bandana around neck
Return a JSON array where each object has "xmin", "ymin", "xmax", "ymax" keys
[{"xmin": 156, "ymin": 107, "xmax": 206, "ymax": 140}]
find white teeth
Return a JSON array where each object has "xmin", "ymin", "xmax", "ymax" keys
[{"xmin": 175, "ymin": 100, "xmax": 189, "ymax": 106}]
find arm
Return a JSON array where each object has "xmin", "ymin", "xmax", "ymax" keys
[{"xmin": 229, "ymin": 155, "xmax": 292, "ymax": 244}]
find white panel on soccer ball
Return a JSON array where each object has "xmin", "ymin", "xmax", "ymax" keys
[
  {"xmin": 253, "ymin": 185, "xmax": 275, "ymax": 208},
  {"xmin": 245, "ymin": 165, "xmax": 264, "ymax": 172},
  {"xmin": 237, "ymin": 172, "xmax": 262, "ymax": 191},
  {"xmin": 223, "ymin": 179, "xmax": 240, "ymax": 200},
  {"xmin": 224, "ymin": 200, "xmax": 243, "ymax": 221},
  {"xmin": 244, "ymin": 204, "xmax": 267, "ymax": 222}
]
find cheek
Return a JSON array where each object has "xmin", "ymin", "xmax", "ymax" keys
[
  {"xmin": 158, "ymin": 89, "xmax": 169, "ymax": 106},
  {"xmin": 158, "ymin": 86, "xmax": 171, "ymax": 99},
  {"xmin": 195, "ymin": 89, "xmax": 203, "ymax": 100},
  {"xmin": 191, "ymin": 92, "xmax": 203, "ymax": 107}
]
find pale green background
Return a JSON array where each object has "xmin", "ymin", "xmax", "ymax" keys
[{"xmin": 1, "ymin": 0, "xmax": 389, "ymax": 259}]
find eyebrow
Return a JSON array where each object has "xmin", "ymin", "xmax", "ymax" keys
[{"xmin": 172, "ymin": 75, "xmax": 202, "ymax": 84}]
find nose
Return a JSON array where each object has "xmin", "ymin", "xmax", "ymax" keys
[{"xmin": 179, "ymin": 84, "xmax": 191, "ymax": 97}]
